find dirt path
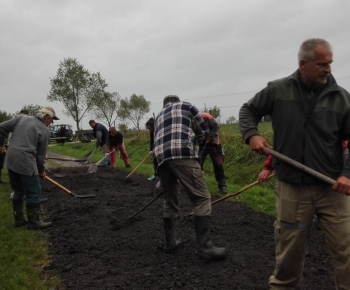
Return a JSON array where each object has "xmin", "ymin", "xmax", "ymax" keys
[{"xmin": 40, "ymin": 157, "xmax": 334, "ymax": 290}]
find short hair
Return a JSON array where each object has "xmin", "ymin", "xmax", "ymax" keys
[
  {"xmin": 298, "ymin": 38, "xmax": 332, "ymax": 62},
  {"xmin": 145, "ymin": 117, "xmax": 154, "ymax": 128},
  {"xmin": 89, "ymin": 120, "xmax": 95, "ymax": 125},
  {"xmin": 19, "ymin": 109, "xmax": 29, "ymax": 115},
  {"xmin": 163, "ymin": 95, "xmax": 180, "ymax": 107}
]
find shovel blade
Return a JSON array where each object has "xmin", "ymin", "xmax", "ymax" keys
[{"xmin": 87, "ymin": 165, "xmax": 98, "ymax": 174}]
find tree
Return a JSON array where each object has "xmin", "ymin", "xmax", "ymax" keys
[
  {"xmin": 0, "ymin": 110, "xmax": 14, "ymax": 123},
  {"xmin": 47, "ymin": 58, "xmax": 108, "ymax": 139},
  {"xmin": 118, "ymin": 123, "xmax": 128, "ymax": 134},
  {"xmin": 18, "ymin": 104, "xmax": 42, "ymax": 116},
  {"xmin": 91, "ymin": 91, "xmax": 121, "ymax": 128},
  {"xmin": 118, "ymin": 94, "xmax": 150, "ymax": 130},
  {"xmin": 226, "ymin": 116, "xmax": 237, "ymax": 124}
]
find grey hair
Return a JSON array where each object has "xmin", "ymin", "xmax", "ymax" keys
[
  {"xmin": 298, "ymin": 38, "xmax": 332, "ymax": 62},
  {"xmin": 37, "ymin": 107, "xmax": 54, "ymax": 119}
]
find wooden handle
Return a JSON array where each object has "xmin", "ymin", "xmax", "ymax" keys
[
  {"xmin": 45, "ymin": 176, "xmax": 73, "ymax": 195},
  {"xmin": 125, "ymin": 153, "xmax": 151, "ymax": 179},
  {"xmin": 47, "ymin": 157, "xmax": 78, "ymax": 161},
  {"xmin": 95, "ymin": 149, "xmax": 116, "ymax": 165},
  {"xmin": 266, "ymin": 148, "xmax": 335, "ymax": 185},
  {"xmin": 185, "ymin": 174, "xmax": 276, "ymax": 217}
]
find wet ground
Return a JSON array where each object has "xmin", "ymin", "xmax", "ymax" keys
[{"xmin": 41, "ymin": 155, "xmax": 335, "ymax": 289}]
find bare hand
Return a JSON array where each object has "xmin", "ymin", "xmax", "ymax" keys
[
  {"xmin": 258, "ymin": 170, "xmax": 272, "ymax": 182},
  {"xmin": 333, "ymin": 176, "xmax": 350, "ymax": 196},
  {"xmin": 39, "ymin": 171, "xmax": 46, "ymax": 179},
  {"xmin": 249, "ymin": 135, "xmax": 272, "ymax": 156}
]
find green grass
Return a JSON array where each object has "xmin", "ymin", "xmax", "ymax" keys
[
  {"xmin": 0, "ymin": 171, "xmax": 62, "ymax": 290},
  {"xmin": 0, "ymin": 122, "xmax": 275, "ymax": 289}
]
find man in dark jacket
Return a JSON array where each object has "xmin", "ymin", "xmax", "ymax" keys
[
  {"xmin": 239, "ymin": 38, "xmax": 350, "ymax": 289},
  {"xmin": 89, "ymin": 120, "xmax": 109, "ymax": 166},
  {"xmin": 200, "ymin": 112, "xmax": 227, "ymax": 193}
]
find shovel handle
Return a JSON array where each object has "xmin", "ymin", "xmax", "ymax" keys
[
  {"xmin": 45, "ymin": 176, "xmax": 74, "ymax": 196},
  {"xmin": 47, "ymin": 157, "xmax": 81, "ymax": 162},
  {"xmin": 266, "ymin": 148, "xmax": 335, "ymax": 186},
  {"xmin": 95, "ymin": 149, "xmax": 116, "ymax": 165},
  {"xmin": 125, "ymin": 152, "xmax": 151, "ymax": 179}
]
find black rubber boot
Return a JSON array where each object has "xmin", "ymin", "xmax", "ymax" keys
[
  {"xmin": 194, "ymin": 216, "xmax": 226, "ymax": 261},
  {"xmin": 12, "ymin": 200, "xmax": 28, "ymax": 227},
  {"xmin": 26, "ymin": 205, "xmax": 52, "ymax": 230},
  {"xmin": 163, "ymin": 218, "xmax": 182, "ymax": 253}
]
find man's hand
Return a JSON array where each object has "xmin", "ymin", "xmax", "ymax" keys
[
  {"xmin": 39, "ymin": 171, "xmax": 46, "ymax": 179},
  {"xmin": 333, "ymin": 176, "xmax": 350, "ymax": 196},
  {"xmin": 249, "ymin": 135, "xmax": 272, "ymax": 156},
  {"xmin": 258, "ymin": 169, "xmax": 272, "ymax": 183}
]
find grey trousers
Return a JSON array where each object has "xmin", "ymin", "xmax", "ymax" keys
[{"xmin": 158, "ymin": 159, "xmax": 212, "ymax": 218}]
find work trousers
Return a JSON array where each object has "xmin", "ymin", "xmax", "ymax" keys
[
  {"xmin": 109, "ymin": 144, "xmax": 129, "ymax": 167},
  {"xmin": 269, "ymin": 180, "xmax": 350, "ymax": 290},
  {"xmin": 158, "ymin": 159, "xmax": 211, "ymax": 218},
  {"xmin": 8, "ymin": 169, "xmax": 41, "ymax": 206},
  {"xmin": 200, "ymin": 143, "xmax": 226, "ymax": 188}
]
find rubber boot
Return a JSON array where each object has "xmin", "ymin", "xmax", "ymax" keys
[
  {"xmin": 163, "ymin": 218, "xmax": 182, "ymax": 253},
  {"xmin": 26, "ymin": 205, "xmax": 52, "ymax": 230},
  {"xmin": 194, "ymin": 216, "xmax": 226, "ymax": 261},
  {"xmin": 12, "ymin": 200, "xmax": 28, "ymax": 227}
]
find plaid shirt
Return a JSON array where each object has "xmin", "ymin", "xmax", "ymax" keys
[{"xmin": 154, "ymin": 102, "xmax": 209, "ymax": 167}]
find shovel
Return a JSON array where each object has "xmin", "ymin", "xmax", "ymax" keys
[
  {"xmin": 112, "ymin": 180, "xmax": 163, "ymax": 230},
  {"xmin": 82, "ymin": 148, "xmax": 97, "ymax": 164},
  {"xmin": 45, "ymin": 176, "xmax": 96, "ymax": 198},
  {"xmin": 45, "ymin": 168, "xmax": 65, "ymax": 178},
  {"xmin": 125, "ymin": 152, "xmax": 152, "ymax": 181},
  {"xmin": 46, "ymin": 157, "xmax": 86, "ymax": 162},
  {"xmin": 88, "ymin": 149, "xmax": 115, "ymax": 174}
]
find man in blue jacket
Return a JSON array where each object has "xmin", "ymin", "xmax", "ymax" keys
[{"xmin": 239, "ymin": 38, "xmax": 350, "ymax": 289}]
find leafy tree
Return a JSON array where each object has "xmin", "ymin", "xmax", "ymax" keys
[
  {"xmin": 226, "ymin": 116, "xmax": 237, "ymax": 124},
  {"xmin": 47, "ymin": 58, "xmax": 108, "ymax": 139},
  {"xmin": 17, "ymin": 104, "xmax": 42, "ymax": 116},
  {"xmin": 0, "ymin": 110, "xmax": 14, "ymax": 123},
  {"xmin": 118, "ymin": 94, "xmax": 150, "ymax": 130},
  {"xmin": 91, "ymin": 91, "xmax": 121, "ymax": 128}
]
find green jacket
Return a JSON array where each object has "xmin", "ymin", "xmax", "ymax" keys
[{"xmin": 239, "ymin": 70, "xmax": 350, "ymax": 183}]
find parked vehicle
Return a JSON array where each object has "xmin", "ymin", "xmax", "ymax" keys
[
  {"xmin": 50, "ymin": 124, "xmax": 74, "ymax": 143},
  {"xmin": 75, "ymin": 129, "xmax": 95, "ymax": 141}
]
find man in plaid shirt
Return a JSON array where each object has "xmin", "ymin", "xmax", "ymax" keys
[{"xmin": 153, "ymin": 95, "xmax": 226, "ymax": 261}]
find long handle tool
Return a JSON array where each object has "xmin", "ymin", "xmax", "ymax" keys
[
  {"xmin": 45, "ymin": 168, "xmax": 65, "ymax": 178},
  {"xmin": 82, "ymin": 147, "xmax": 97, "ymax": 164},
  {"xmin": 46, "ymin": 157, "xmax": 86, "ymax": 162},
  {"xmin": 185, "ymin": 173, "xmax": 275, "ymax": 217},
  {"xmin": 45, "ymin": 176, "xmax": 96, "ymax": 198},
  {"xmin": 88, "ymin": 149, "xmax": 115, "ymax": 174},
  {"xmin": 112, "ymin": 181, "xmax": 163, "ymax": 230},
  {"xmin": 125, "ymin": 152, "xmax": 152, "ymax": 180}
]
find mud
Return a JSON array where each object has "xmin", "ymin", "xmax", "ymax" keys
[{"xmin": 41, "ymin": 156, "xmax": 334, "ymax": 290}]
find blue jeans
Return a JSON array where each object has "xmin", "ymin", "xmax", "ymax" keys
[{"xmin": 8, "ymin": 169, "xmax": 41, "ymax": 206}]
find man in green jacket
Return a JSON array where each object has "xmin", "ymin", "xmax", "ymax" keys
[
  {"xmin": 239, "ymin": 38, "xmax": 350, "ymax": 289},
  {"xmin": 0, "ymin": 106, "xmax": 59, "ymax": 230}
]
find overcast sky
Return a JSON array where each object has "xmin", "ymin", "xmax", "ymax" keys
[{"xmin": 1, "ymin": 0, "xmax": 350, "ymax": 130}]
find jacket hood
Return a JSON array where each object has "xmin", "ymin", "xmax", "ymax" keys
[{"xmin": 109, "ymin": 127, "xmax": 118, "ymax": 134}]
